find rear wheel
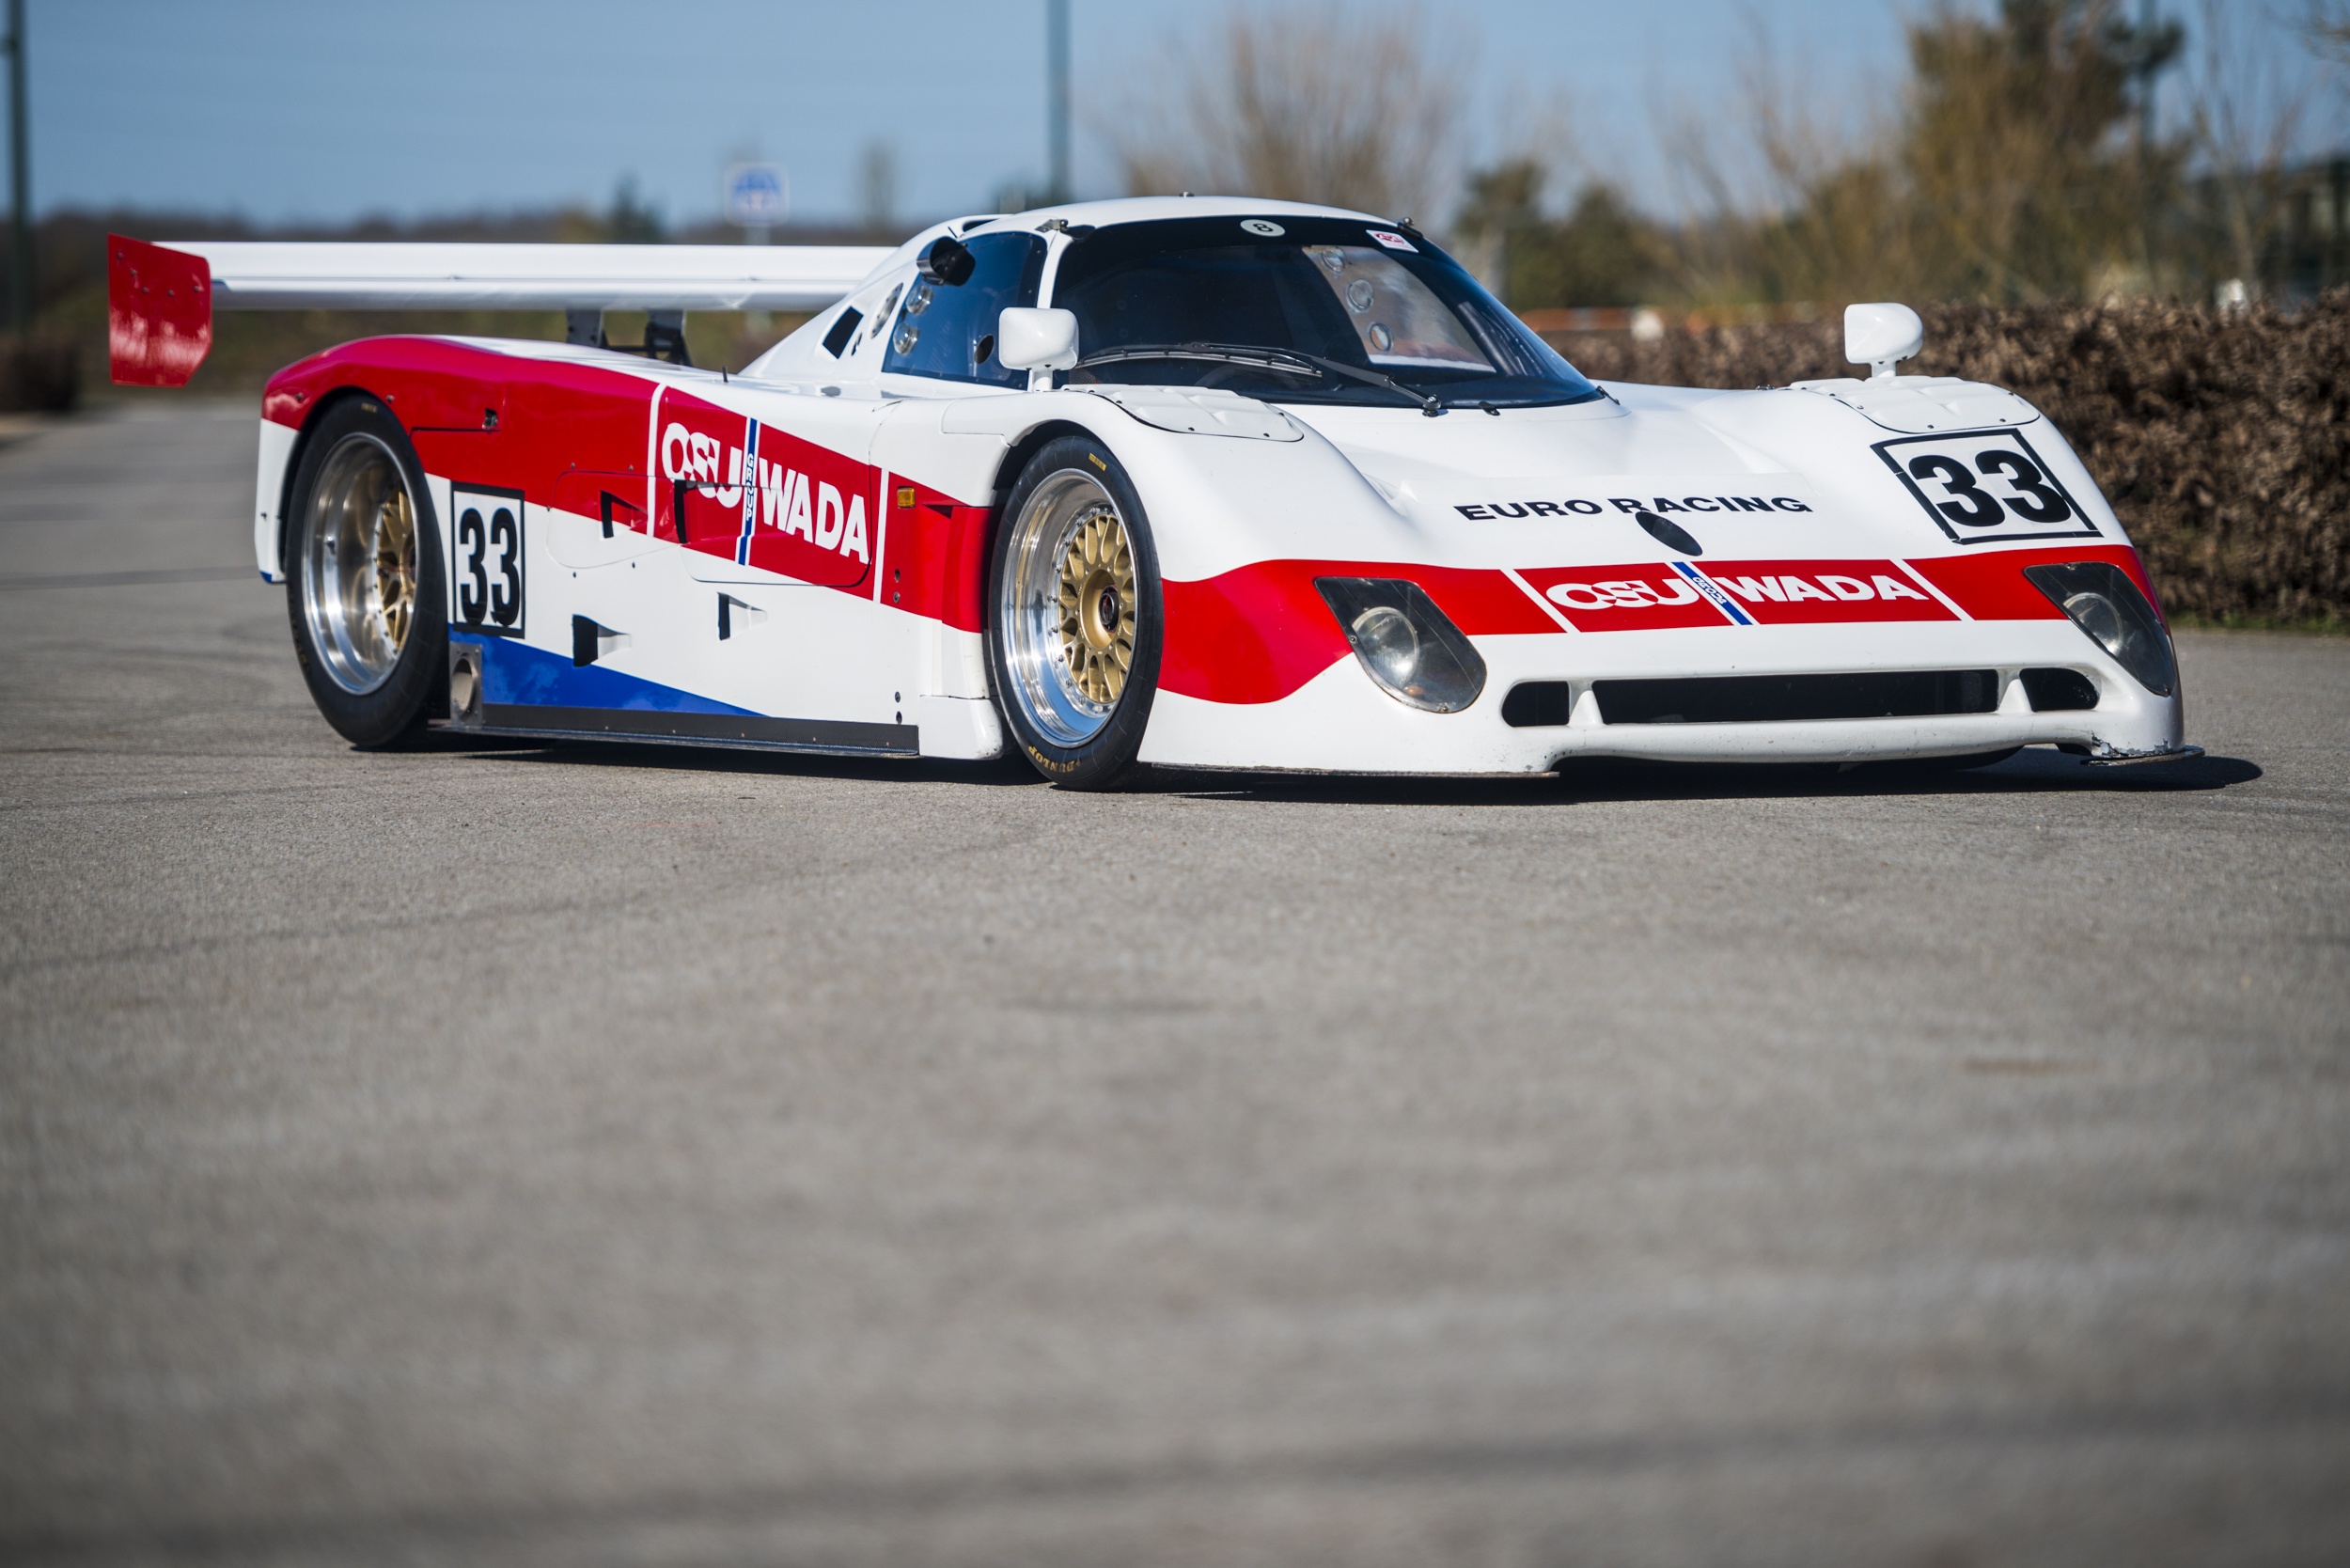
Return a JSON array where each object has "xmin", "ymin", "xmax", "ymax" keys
[
  {"xmin": 285, "ymin": 399, "xmax": 446, "ymax": 746},
  {"xmin": 987, "ymin": 436, "xmax": 1163, "ymax": 789}
]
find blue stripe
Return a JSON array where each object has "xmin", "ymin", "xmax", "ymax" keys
[
  {"xmin": 1673, "ymin": 559, "xmax": 1754, "ymax": 626},
  {"xmin": 464, "ymin": 634, "xmax": 757, "ymax": 716},
  {"xmin": 735, "ymin": 420, "xmax": 760, "ymax": 565}
]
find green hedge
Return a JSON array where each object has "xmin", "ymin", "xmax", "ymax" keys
[{"xmin": 1551, "ymin": 294, "xmax": 2350, "ymax": 626}]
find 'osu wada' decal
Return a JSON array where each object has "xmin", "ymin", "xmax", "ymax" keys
[
  {"xmin": 1517, "ymin": 562, "xmax": 1732, "ymax": 632},
  {"xmin": 650, "ymin": 387, "xmax": 874, "ymax": 588},
  {"xmin": 1700, "ymin": 558, "xmax": 1956, "ymax": 624},
  {"xmin": 1515, "ymin": 557, "xmax": 1959, "ymax": 631}
]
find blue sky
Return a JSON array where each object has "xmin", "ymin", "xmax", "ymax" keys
[{"xmin": 29, "ymin": 1, "xmax": 2338, "ymax": 228}]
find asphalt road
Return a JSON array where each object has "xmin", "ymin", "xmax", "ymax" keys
[{"xmin": 3, "ymin": 402, "xmax": 2346, "ymax": 1567}]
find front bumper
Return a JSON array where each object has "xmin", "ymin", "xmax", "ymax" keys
[{"xmin": 1136, "ymin": 619, "xmax": 2188, "ymax": 774}]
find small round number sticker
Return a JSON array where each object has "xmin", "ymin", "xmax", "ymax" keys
[{"xmin": 1240, "ymin": 218, "xmax": 1285, "ymax": 236}]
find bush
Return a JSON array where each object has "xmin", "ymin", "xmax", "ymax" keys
[
  {"xmin": 0, "ymin": 333, "xmax": 79, "ymax": 413},
  {"xmin": 1551, "ymin": 292, "xmax": 2350, "ymax": 625}
]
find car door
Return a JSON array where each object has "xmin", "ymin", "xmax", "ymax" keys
[{"xmin": 662, "ymin": 385, "xmax": 881, "ymax": 590}]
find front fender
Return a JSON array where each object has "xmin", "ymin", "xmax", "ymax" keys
[
  {"xmin": 1691, "ymin": 384, "xmax": 2140, "ymax": 567},
  {"xmin": 907, "ymin": 387, "xmax": 1432, "ymax": 580},
  {"xmin": 883, "ymin": 389, "xmax": 1551, "ymax": 710}
]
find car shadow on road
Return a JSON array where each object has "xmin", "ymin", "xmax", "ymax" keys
[
  {"xmin": 403, "ymin": 732, "xmax": 2260, "ymax": 806},
  {"xmin": 1145, "ymin": 747, "xmax": 2263, "ymax": 808}
]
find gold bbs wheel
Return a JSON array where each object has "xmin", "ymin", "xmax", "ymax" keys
[
  {"xmin": 1055, "ymin": 504, "xmax": 1136, "ymax": 708},
  {"xmin": 999, "ymin": 464, "xmax": 1148, "ymax": 748},
  {"xmin": 299, "ymin": 431, "xmax": 419, "ymax": 695}
]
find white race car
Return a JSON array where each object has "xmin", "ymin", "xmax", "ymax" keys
[{"xmin": 110, "ymin": 196, "xmax": 2195, "ymax": 787}]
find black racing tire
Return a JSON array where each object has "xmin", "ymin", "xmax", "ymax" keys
[
  {"xmin": 986, "ymin": 434, "xmax": 1164, "ymax": 790},
  {"xmin": 283, "ymin": 397, "xmax": 447, "ymax": 747}
]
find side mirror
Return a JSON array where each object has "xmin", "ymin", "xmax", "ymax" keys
[
  {"xmin": 997, "ymin": 307, "xmax": 1079, "ymax": 372},
  {"xmin": 1844, "ymin": 302, "xmax": 1923, "ymax": 382},
  {"xmin": 916, "ymin": 236, "xmax": 975, "ymax": 287}
]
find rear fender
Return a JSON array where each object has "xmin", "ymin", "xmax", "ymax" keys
[{"xmin": 258, "ymin": 384, "xmax": 396, "ymax": 580}]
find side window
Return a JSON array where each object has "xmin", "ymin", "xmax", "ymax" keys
[{"xmin": 881, "ymin": 233, "xmax": 1047, "ymax": 386}]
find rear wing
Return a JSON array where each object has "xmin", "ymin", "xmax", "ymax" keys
[{"xmin": 106, "ymin": 234, "xmax": 895, "ymax": 386}]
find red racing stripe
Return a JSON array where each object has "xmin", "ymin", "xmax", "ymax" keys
[
  {"xmin": 1904, "ymin": 543, "xmax": 2160, "ymax": 622},
  {"xmin": 878, "ymin": 481, "xmax": 992, "ymax": 632},
  {"xmin": 1160, "ymin": 560, "xmax": 1555, "ymax": 705}
]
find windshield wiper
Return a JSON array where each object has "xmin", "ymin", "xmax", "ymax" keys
[
  {"xmin": 1071, "ymin": 342, "xmax": 1446, "ymax": 416},
  {"xmin": 1073, "ymin": 342, "xmax": 1321, "ymax": 376},
  {"xmin": 1284, "ymin": 351, "xmax": 1449, "ymax": 416}
]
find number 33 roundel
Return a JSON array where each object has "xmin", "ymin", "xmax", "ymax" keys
[
  {"xmin": 448, "ymin": 484, "xmax": 526, "ymax": 635},
  {"xmin": 1874, "ymin": 429, "xmax": 2099, "ymax": 546}
]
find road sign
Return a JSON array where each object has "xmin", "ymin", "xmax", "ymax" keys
[{"xmin": 724, "ymin": 164, "xmax": 788, "ymax": 229}]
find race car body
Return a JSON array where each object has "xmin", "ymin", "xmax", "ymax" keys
[{"xmin": 110, "ymin": 196, "xmax": 2195, "ymax": 785}]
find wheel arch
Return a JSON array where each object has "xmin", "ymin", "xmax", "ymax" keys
[
  {"xmin": 274, "ymin": 384, "xmax": 410, "ymax": 576},
  {"xmin": 979, "ymin": 417, "xmax": 1108, "ymax": 629}
]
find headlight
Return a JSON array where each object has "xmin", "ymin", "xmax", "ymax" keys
[
  {"xmin": 2021, "ymin": 561, "xmax": 2176, "ymax": 696},
  {"xmin": 1351, "ymin": 604, "xmax": 1419, "ymax": 686},
  {"xmin": 1316, "ymin": 577, "xmax": 1487, "ymax": 713}
]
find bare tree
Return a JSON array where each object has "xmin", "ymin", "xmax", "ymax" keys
[
  {"xmin": 1658, "ymin": 16, "xmax": 1922, "ymax": 308},
  {"xmin": 2182, "ymin": 0, "xmax": 2311, "ymax": 294},
  {"xmin": 1653, "ymin": 1, "xmax": 2186, "ymax": 307},
  {"xmin": 2308, "ymin": 0, "xmax": 2350, "ymax": 68},
  {"xmin": 1112, "ymin": 3, "xmax": 1465, "ymax": 223}
]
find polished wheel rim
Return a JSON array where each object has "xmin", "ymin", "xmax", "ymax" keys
[
  {"xmin": 1002, "ymin": 469, "xmax": 1137, "ymax": 746},
  {"xmin": 302, "ymin": 433, "xmax": 416, "ymax": 695}
]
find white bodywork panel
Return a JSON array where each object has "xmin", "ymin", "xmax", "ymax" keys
[{"xmin": 253, "ymin": 418, "xmax": 297, "ymax": 579}]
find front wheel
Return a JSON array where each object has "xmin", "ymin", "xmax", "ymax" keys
[
  {"xmin": 987, "ymin": 436, "xmax": 1164, "ymax": 789},
  {"xmin": 285, "ymin": 398, "xmax": 447, "ymax": 747}
]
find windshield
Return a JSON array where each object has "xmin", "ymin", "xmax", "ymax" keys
[{"xmin": 1049, "ymin": 216, "xmax": 1602, "ymax": 410}]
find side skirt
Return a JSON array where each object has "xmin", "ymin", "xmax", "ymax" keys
[{"xmin": 442, "ymin": 706, "xmax": 919, "ymax": 758}]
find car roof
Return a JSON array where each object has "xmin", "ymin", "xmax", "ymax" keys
[
  {"xmin": 854, "ymin": 196, "xmax": 1410, "ymax": 288},
  {"xmin": 968, "ymin": 196, "xmax": 1395, "ymax": 229}
]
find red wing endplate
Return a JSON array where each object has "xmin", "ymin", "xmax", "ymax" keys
[{"xmin": 108, "ymin": 235, "xmax": 212, "ymax": 387}]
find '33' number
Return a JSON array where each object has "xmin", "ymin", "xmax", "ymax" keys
[
  {"xmin": 453, "ymin": 492, "xmax": 525, "ymax": 631},
  {"xmin": 1905, "ymin": 447, "xmax": 2073, "ymax": 528}
]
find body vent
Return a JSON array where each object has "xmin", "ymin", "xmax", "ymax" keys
[
  {"xmin": 822, "ymin": 307, "xmax": 864, "ymax": 357},
  {"xmin": 1501, "ymin": 682, "xmax": 1575, "ymax": 728},
  {"xmin": 2020, "ymin": 667, "xmax": 2098, "ymax": 711},
  {"xmin": 1595, "ymin": 670, "xmax": 1998, "ymax": 726}
]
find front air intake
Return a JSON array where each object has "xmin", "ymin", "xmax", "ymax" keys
[
  {"xmin": 2019, "ymin": 667, "xmax": 2099, "ymax": 711},
  {"xmin": 1594, "ymin": 670, "xmax": 1999, "ymax": 725},
  {"xmin": 1500, "ymin": 682, "xmax": 1574, "ymax": 728}
]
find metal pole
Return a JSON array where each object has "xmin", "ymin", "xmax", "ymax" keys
[
  {"xmin": 1046, "ymin": 0, "xmax": 1070, "ymax": 205},
  {"xmin": 6, "ymin": 0, "xmax": 25, "ymax": 337}
]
